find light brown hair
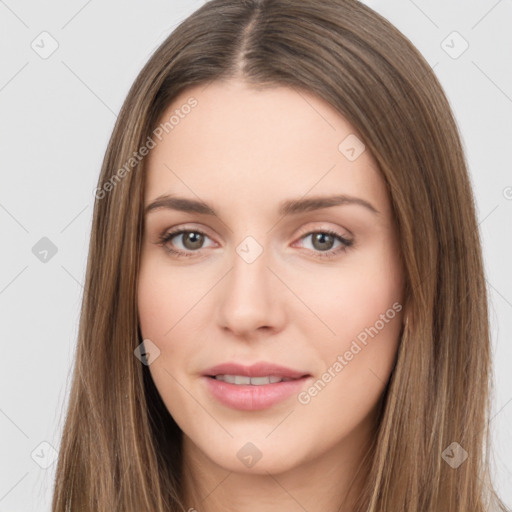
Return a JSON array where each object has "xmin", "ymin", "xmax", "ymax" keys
[{"xmin": 52, "ymin": 0, "xmax": 508, "ymax": 510}]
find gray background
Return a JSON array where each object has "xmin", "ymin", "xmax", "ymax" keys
[{"xmin": 0, "ymin": 0, "xmax": 511, "ymax": 509}]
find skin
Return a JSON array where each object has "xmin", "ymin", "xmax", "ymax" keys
[{"xmin": 137, "ymin": 79, "xmax": 405, "ymax": 512}]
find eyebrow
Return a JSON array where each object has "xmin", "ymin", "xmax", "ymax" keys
[{"xmin": 144, "ymin": 193, "xmax": 379, "ymax": 217}]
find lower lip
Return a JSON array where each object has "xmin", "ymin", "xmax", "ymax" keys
[{"xmin": 203, "ymin": 376, "xmax": 310, "ymax": 411}]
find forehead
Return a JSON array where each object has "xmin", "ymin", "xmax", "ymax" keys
[{"xmin": 144, "ymin": 79, "xmax": 388, "ymax": 216}]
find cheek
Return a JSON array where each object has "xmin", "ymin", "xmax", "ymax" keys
[
  {"xmin": 296, "ymin": 244, "xmax": 403, "ymax": 345},
  {"xmin": 137, "ymin": 257, "xmax": 214, "ymax": 390},
  {"xmin": 137, "ymin": 260, "xmax": 199, "ymax": 422},
  {"xmin": 137, "ymin": 257, "xmax": 203, "ymax": 341},
  {"xmin": 296, "ymin": 244, "xmax": 403, "ymax": 415},
  {"xmin": 294, "ymin": 288, "xmax": 402, "ymax": 437}
]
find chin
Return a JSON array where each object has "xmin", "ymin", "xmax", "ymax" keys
[{"xmin": 195, "ymin": 437, "xmax": 308, "ymax": 476}]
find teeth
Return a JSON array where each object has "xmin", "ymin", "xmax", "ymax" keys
[{"xmin": 214, "ymin": 375, "xmax": 293, "ymax": 385}]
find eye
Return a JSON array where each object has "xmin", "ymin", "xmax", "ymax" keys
[
  {"xmin": 296, "ymin": 229, "xmax": 353, "ymax": 259},
  {"xmin": 155, "ymin": 227, "xmax": 353, "ymax": 260},
  {"xmin": 156, "ymin": 228, "xmax": 215, "ymax": 258}
]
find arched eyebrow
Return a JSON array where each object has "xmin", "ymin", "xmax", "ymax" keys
[
  {"xmin": 144, "ymin": 194, "xmax": 380, "ymax": 217},
  {"xmin": 278, "ymin": 195, "xmax": 379, "ymax": 216}
]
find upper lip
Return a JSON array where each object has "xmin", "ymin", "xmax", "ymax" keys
[{"xmin": 203, "ymin": 361, "xmax": 310, "ymax": 379}]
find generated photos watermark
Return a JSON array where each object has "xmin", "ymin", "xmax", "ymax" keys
[
  {"xmin": 297, "ymin": 301, "xmax": 403, "ymax": 405},
  {"xmin": 94, "ymin": 96, "xmax": 198, "ymax": 200}
]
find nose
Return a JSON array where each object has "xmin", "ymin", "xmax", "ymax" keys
[{"xmin": 216, "ymin": 241, "xmax": 286, "ymax": 339}]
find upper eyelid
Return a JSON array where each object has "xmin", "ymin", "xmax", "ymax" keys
[{"xmin": 163, "ymin": 222, "xmax": 351, "ymax": 235}]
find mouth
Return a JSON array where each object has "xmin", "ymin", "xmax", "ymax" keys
[
  {"xmin": 203, "ymin": 361, "xmax": 310, "ymax": 380},
  {"xmin": 206, "ymin": 374, "xmax": 304, "ymax": 385},
  {"xmin": 202, "ymin": 361, "xmax": 312, "ymax": 410}
]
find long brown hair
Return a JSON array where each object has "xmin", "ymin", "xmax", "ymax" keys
[{"xmin": 52, "ymin": 0, "xmax": 508, "ymax": 510}]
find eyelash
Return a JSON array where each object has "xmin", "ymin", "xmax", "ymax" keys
[{"xmin": 155, "ymin": 228, "xmax": 353, "ymax": 260}]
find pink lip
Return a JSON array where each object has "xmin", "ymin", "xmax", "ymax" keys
[
  {"xmin": 203, "ymin": 361, "xmax": 309, "ymax": 379},
  {"xmin": 202, "ymin": 361, "xmax": 311, "ymax": 411},
  {"xmin": 203, "ymin": 376, "xmax": 311, "ymax": 410}
]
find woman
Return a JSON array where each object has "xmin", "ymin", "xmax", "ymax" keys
[{"xmin": 52, "ymin": 0, "xmax": 509, "ymax": 510}]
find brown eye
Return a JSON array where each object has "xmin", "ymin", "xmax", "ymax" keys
[
  {"xmin": 156, "ymin": 228, "xmax": 215, "ymax": 258},
  {"xmin": 179, "ymin": 231, "xmax": 205, "ymax": 250},
  {"xmin": 310, "ymin": 232, "xmax": 336, "ymax": 251},
  {"xmin": 297, "ymin": 230, "xmax": 353, "ymax": 259}
]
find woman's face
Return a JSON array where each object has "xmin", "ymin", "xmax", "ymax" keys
[{"xmin": 138, "ymin": 79, "xmax": 405, "ymax": 475}]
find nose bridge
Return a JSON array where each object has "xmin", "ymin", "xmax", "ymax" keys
[{"xmin": 216, "ymin": 232, "xmax": 283, "ymax": 336}]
